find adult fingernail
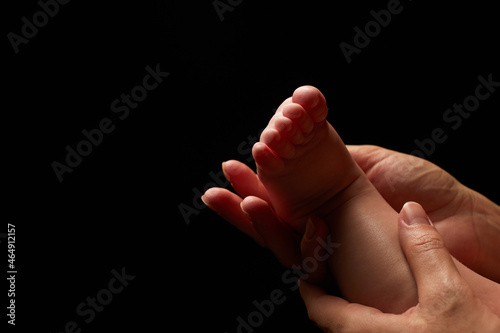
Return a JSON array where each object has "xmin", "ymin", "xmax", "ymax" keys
[
  {"xmin": 201, "ymin": 195, "xmax": 212, "ymax": 209},
  {"xmin": 221, "ymin": 162, "xmax": 231, "ymax": 183},
  {"xmin": 305, "ymin": 218, "xmax": 317, "ymax": 239},
  {"xmin": 401, "ymin": 202, "xmax": 432, "ymax": 226},
  {"xmin": 240, "ymin": 201, "xmax": 251, "ymax": 221}
]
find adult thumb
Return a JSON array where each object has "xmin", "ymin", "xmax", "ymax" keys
[{"xmin": 398, "ymin": 201, "xmax": 463, "ymax": 302}]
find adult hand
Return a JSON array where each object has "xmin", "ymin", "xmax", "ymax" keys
[
  {"xmin": 299, "ymin": 202, "xmax": 500, "ymax": 333},
  {"xmin": 347, "ymin": 145, "xmax": 500, "ymax": 282},
  {"xmin": 203, "ymin": 145, "xmax": 500, "ymax": 281}
]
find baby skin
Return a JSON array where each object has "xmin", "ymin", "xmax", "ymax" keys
[{"xmin": 251, "ymin": 86, "xmax": 500, "ymax": 314}]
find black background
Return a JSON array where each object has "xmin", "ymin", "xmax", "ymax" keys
[{"xmin": 4, "ymin": 0, "xmax": 499, "ymax": 332}]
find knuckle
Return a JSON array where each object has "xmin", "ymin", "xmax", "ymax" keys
[
  {"xmin": 410, "ymin": 233, "xmax": 444, "ymax": 254},
  {"xmin": 429, "ymin": 278, "xmax": 472, "ymax": 316}
]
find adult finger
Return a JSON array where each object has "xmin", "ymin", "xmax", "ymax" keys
[
  {"xmin": 222, "ymin": 160, "xmax": 271, "ymax": 203},
  {"xmin": 202, "ymin": 187, "xmax": 265, "ymax": 246},
  {"xmin": 398, "ymin": 201, "xmax": 466, "ymax": 303},
  {"xmin": 299, "ymin": 279, "xmax": 349, "ymax": 332},
  {"xmin": 241, "ymin": 196, "xmax": 301, "ymax": 267},
  {"xmin": 299, "ymin": 280, "xmax": 405, "ymax": 333},
  {"xmin": 300, "ymin": 216, "xmax": 332, "ymax": 286}
]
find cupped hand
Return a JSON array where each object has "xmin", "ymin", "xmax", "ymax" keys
[{"xmin": 299, "ymin": 202, "xmax": 500, "ymax": 333}]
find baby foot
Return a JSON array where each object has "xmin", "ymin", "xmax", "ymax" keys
[
  {"xmin": 253, "ymin": 86, "xmax": 420, "ymax": 313},
  {"xmin": 253, "ymin": 86, "xmax": 368, "ymax": 234}
]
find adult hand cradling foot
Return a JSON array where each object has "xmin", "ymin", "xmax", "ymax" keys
[
  {"xmin": 346, "ymin": 145, "xmax": 500, "ymax": 283},
  {"xmin": 202, "ymin": 86, "xmax": 500, "ymax": 331},
  {"xmin": 299, "ymin": 202, "xmax": 500, "ymax": 332}
]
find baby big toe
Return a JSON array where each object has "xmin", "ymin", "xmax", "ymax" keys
[{"xmin": 292, "ymin": 86, "xmax": 328, "ymax": 123}]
